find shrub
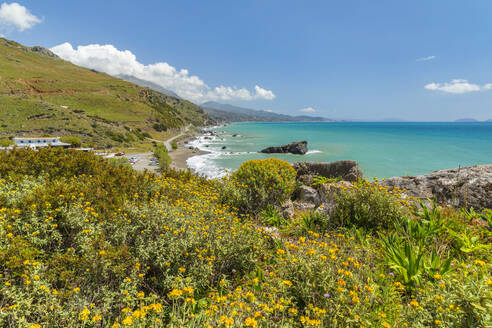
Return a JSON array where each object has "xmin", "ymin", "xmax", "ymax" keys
[
  {"xmin": 0, "ymin": 149, "xmax": 269, "ymax": 327},
  {"xmin": 153, "ymin": 123, "xmax": 167, "ymax": 132},
  {"xmin": 0, "ymin": 139, "xmax": 13, "ymax": 147},
  {"xmin": 60, "ymin": 136, "xmax": 82, "ymax": 147},
  {"xmin": 154, "ymin": 144, "xmax": 171, "ymax": 171},
  {"xmin": 261, "ymin": 205, "xmax": 287, "ymax": 227},
  {"xmin": 171, "ymin": 141, "xmax": 178, "ymax": 150},
  {"xmin": 332, "ymin": 180, "xmax": 407, "ymax": 230},
  {"xmin": 225, "ymin": 158, "xmax": 296, "ymax": 214}
]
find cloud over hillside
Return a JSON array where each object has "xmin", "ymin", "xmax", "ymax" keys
[{"xmin": 51, "ymin": 42, "xmax": 275, "ymax": 103}]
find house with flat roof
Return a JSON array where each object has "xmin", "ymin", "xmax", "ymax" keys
[{"xmin": 13, "ymin": 137, "xmax": 71, "ymax": 149}]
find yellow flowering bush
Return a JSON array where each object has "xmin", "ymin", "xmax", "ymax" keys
[
  {"xmin": 224, "ymin": 158, "xmax": 297, "ymax": 214},
  {"xmin": 0, "ymin": 149, "xmax": 490, "ymax": 327}
]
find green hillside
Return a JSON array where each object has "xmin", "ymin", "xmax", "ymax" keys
[{"xmin": 0, "ymin": 38, "xmax": 212, "ymax": 148}]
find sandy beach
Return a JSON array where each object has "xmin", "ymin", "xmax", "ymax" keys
[{"xmin": 169, "ymin": 145, "xmax": 209, "ymax": 170}]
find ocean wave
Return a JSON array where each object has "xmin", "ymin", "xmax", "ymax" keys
[
  {"xmin": 306, "ymin": 150, "xmax": 322, "ymax": 154},
  {"xmin": 186, "ymin": 153, "xmax": 228, "ymax": 179}
]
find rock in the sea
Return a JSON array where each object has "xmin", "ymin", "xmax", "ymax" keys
[
  {"xmin": 292, "ymin": 160, "xmax": 362, "ymax": 182},
  {"xmin": 379, "ymin": 165, "xmax": 492, "ymax": 209},
  {"xmin": 222, "ymin": 146, "xmax": 227, "ymax": 150},
  {"xmin": 260, "ymin": 141, "xmax": 308, "ymax": 155}
]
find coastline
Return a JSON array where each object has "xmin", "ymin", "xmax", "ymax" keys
[
  {"xmin": 169, "ymin": 145, "xmax": 209, "ymax": 170},
  {"xmin": 168, "ymin": 126, "xmax": 221, "ymax": 171}
]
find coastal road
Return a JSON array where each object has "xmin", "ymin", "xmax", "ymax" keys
[{"xmin": 147, "ymin": 125, "xmax": 191, "ymax": 151}]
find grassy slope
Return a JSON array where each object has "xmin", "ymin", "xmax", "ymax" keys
[{"xmin": 0, "ymin": 38, "xmax": 211, "ymax": 148}]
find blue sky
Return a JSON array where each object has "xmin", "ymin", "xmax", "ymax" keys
[{"xmin": 2, "ymin": 0, "xmax": 492, "ymax": 120}]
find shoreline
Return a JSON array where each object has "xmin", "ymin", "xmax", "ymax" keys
[
  {"xmin": 169, "ymin": 145, "xmax": 210, "ymax": 171},
  {"xmin": 168, "ymin": 128, "xmax": 216, "ymax": 171}
]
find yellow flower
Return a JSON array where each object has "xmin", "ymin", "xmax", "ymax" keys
[
  {"xmin": 474, "ymin": 260, "xmax": 485, "ymax": 266},
  {"xmin": 433, "ymin": 274, "xmax": 442, "ymax": 280},
  {"xmin": 137, "ymin": 291, "xmax": 145, "ymax": 298},
  {"xmin": 122, "ymin": 316, "xmax": 133, "ymax": 325},
  {"xmin": 168, "ymin": 289, "xmax": 183, "ymax": 297},
  {"xmin": 381, "ymin": 322, "xmax": 390, "ymax": 328},
  {"xmin": 244, "ymin": 317, "xmax": 258, "ymax": 327},
  {"xmin": 434, "ymin": 320, "xmax": 441, "ymax": 325},
  {"xmin": 29, "ymin": 325, "xmax": 41, "ymax": 328},
  {"xmin": 282, "ymin": 280, "xmax": 293, "ymax": 287},
  {"xmin": 178, "ymin": 267, "xmax": 186, "ymax": 273},
  {"xmin": 79, "ymin": 308, "xmax": 90, "ymax": 321},
  {"xmin": 132, "ymin": 309, "xmax": 145, "ymax": 318},
  {"xmin": 409, "ymin": 300, "xmax": 419, "ymax": 307},
  {"xmin": 92, "ymin": 315, "xmax": 102, "ymax": 322}
]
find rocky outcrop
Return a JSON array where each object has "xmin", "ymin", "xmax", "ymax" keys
[
  {"xmin": 30, "ymin": 46, "xmax": 59, "ymax": 58},
  {"xmin": 279, "ymin": 199, "xmax": 295, "ymax": 219},
  {"xmin": 379, "ymin": 165, "xmax": 492, "ymax": 209},
  {"xmin": 298, "ymin": 185, "xmax": 321, "ymax": 205},
  {"xmin": 292, "ymin": 160, "xmax": 362, "ymax": 182},
  {"xmin": 260, "ymin": 141, "xmax": 308, "ymax": 155}
]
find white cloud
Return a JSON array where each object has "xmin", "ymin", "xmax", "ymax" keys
[
  {"xmin": 300, "ymin": 107, "xmax": 316, "ymax": 113},
  {"xmin": 50, "ymin": 42, "xmax": 275, "ymax": 103},
  {"xmin": 416, "ymin": 55, "xmax": 436, "ymax": 62},
  {"xmin": 0, "ymin": 2, "xmax": 42, "ymax": 32},
  {"xmin": 424, "ymin": 79, "xmax": 491, "ymax": 94}
]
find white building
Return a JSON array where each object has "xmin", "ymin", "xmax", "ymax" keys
[{"xmin": 13, "ymin": 137, "xmax": 71, "ymax": 149}]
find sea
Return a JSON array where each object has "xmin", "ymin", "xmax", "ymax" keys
[{"xmin": 187, "ymin": 122, "xmax": 492, "ymax": 179}]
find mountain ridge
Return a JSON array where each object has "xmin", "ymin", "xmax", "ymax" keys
[
  {"xmin": 0, "ymin": 37, "xmax": 212, "ymax": 148},
  {"xmin": 201, "ymin": 101, "xmax": 333, "ymax": 122}
]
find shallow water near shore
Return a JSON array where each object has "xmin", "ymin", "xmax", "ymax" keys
[{"xmin": 187, "ymin": 122, "xmax": 492, "ymax": 179}]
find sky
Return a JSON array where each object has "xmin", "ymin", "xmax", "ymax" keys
[{"xmin": 1, "ymin": 1, "xmax": 492, "ymax": 121}]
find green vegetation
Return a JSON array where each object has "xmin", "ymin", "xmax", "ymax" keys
[
  {"xmin": 0, "ymin": 38, "xmax": 212, "ymax": 148},
  {"xmin": 223, "ymin": 158, "xmax": 297, "ymax": 214},
  {"xmin": 0, "ymin": 139, "xmax": 13, "ymax": 147},
  {"xmin": 332, "ymin": 180, "xmax": 409, "ymax": 231},
  {"xmin": 154, "ymin": 144, "xmax": 172, "ymax": 171},
  {"xmin": 171, "ymin": 141, "xmax": 178, "ymax": 150},
  {"xmin": 0, "ymin": 152, "xmax": 490, "ymax": 327},
  {"xmin": 59, "ymin": 136, "xmax": 82, "ymax": 147}
]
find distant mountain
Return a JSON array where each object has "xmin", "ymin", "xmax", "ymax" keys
[
  {"xmin": 117, "ymin": 74, "xmax": 180, "ymax": 98},
  {"xmin": 454, "ymin": 118, "xmax": 479, "ymax": 122},
  {"xmin": 485, "ymin": 119, "xmax": 492, "ymax": 122},
  {"xmin": 201, "ymin": 101, "xmax": 332, "ymax": 122}
]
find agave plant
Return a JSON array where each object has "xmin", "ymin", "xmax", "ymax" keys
[
  {"xmin": 261, "ymin": 205, "xmax": 287, "ymax": 227},
  {"xmin": 380, "ymin": 233, "xmax": 426, "ymax": 291}
]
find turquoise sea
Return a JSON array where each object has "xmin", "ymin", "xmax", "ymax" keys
[{"xmin": 187, "ymin": 122, "xmax": 492, "ymax": 179}]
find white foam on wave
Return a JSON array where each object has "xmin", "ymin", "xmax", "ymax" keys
[
  {"xmin": 186, "ymin": 153, "xmax": 227, "ymax": 179},
  {"xmin": 186, "ymin": 132, "xmax": 230, "ymax": 178},
  {"xmin": 306, "ymin": 150, "xmax": 322, "ymax": 154}
]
